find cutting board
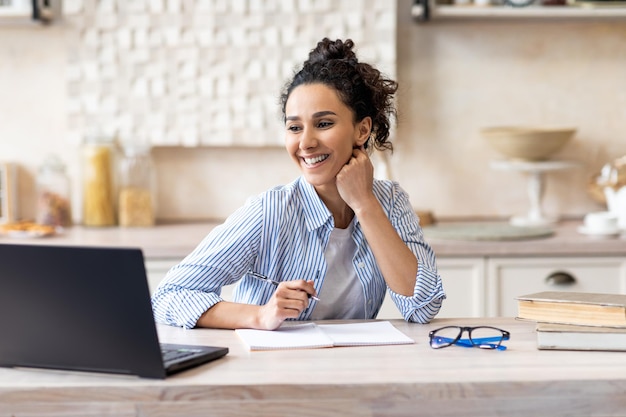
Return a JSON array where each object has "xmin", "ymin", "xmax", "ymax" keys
[{"xmin": 422, "ymin": 222, "xmax": 554, "ymax": 241}]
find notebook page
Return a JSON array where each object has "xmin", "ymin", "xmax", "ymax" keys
[
  {"xmin": 235, "ymin": 323, "xmax": 334, "ymax": 350},
  {"xmin": 317, "ymin": 321, "xmax": 415, "ymax": 346}
]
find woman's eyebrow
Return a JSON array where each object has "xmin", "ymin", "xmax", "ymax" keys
[
  {"xmin": 285, "ymin": 110, "xmax": 336, "ymax": 122},
  {"xmin": 313, "ymin": 110, "xmax": 336, "ymax": 118}
]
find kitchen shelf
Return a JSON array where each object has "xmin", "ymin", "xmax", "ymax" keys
[
  {"xmin": 0, "ymin": 0, "xmax": 61, "ymax": 27},
  {"xmin": 412, "ymin": 1, "xmax": 626, "ymax": 21}
]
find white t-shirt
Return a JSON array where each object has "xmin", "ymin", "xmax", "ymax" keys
[{"xmin": 311, "ymin": 220, "xmax": 366, "ymax": 320}]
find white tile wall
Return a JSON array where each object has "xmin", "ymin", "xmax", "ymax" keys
[{"xmin": 64, "ymin": 0, "xmax": 397, "ymax": 147}]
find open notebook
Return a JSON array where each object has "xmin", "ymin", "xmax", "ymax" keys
[{"xmin": 236, "ymin": 321, "xmax": 415, "ymax": 351}]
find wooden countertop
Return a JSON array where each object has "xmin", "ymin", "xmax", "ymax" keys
[
  {"xmin": 1, "ymin": 220, "xmax": 624, "ymax": 259},
  {"xmin": 2, "ymin": 317, "xmax": 626, "ymax": 416}
]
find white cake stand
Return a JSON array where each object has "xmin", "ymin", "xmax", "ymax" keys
[{"xmin": 490, "ymin": 160, "xmax": 579, "ymax": 227}]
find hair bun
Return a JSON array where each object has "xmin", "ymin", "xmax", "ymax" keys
[{"xmin": 306, "ymin": 38, "xmax": 357, "ymax": 66}]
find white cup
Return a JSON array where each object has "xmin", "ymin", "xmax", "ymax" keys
[{"xmin": 583, "ymin": 211, "xmax": 619, "ymax": 232}]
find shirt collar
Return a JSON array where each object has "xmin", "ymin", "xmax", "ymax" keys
[
  {"xmin": 297, "ymin": 176, "xmax": 333, "ymax": 231},
  {"xmin": 296, "ymin": 176, "xmax": 363, "ymax": 232}
]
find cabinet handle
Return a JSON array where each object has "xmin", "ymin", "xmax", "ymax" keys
[{"xmin": 545, "ymin": 271, "xmax": 577, "ymax": 286}]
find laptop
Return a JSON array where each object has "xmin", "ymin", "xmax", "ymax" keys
[{"xmin": 0, "ymin": 243, "xmax": 228, "ymax": 379}]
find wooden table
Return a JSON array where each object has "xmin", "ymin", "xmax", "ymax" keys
[{"xmin": 1, "ymin": 317, "xmax": 626, "ymax": 416}]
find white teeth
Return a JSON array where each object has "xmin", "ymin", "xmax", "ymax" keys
[{"xmin": 304, "ymin": 155, "xmax": 328, "ymax": 165}]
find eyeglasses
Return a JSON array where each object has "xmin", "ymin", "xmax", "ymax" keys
[{"xmin": 429, "ymin": 326, "xmax": 510, "ymax": 351}]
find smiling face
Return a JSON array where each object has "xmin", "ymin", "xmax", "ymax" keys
[{"xmin": 284, "ymin": 83, "xmax": 371, "ymax": 192}]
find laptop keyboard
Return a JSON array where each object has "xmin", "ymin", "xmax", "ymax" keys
[{"xmin": 161, "ymin": 346, "xmax": 203, "ymax": 363}]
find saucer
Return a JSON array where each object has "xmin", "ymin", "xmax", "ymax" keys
[{"xmin": 577, "ymin": 226, "xmax": 621, "ymax": 237}]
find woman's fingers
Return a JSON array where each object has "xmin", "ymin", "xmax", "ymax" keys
[{"xmin": 257, "ymin": 280, "xmax": 317, "ymax": 329}]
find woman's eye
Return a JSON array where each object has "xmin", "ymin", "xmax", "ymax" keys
[
  {"xmin": 317, "ymin": 121, "xmax": 333, "ymax": 128},
  {"xmin": 287, "ymin": 125, "xmax": 302, "ymax": 132}
]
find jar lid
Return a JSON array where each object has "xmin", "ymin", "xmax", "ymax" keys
[{"xmin": 121, "ymin": 143, "xmax": 152, "ymax": 156}]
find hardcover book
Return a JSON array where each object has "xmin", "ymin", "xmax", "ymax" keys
[
  {"xmin": 536, "ymin": 323, "xmax": 626, "ymax": 351},
  {"xmin": 516, "ymin": 291, "xmax": 626, "ymax": 327}
]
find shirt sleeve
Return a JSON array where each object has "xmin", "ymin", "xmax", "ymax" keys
[
  {"xmin": 151, "ymin": 196, "xmax": 264, "ymax": 329},
  {"xmin": 385, "ymin": 183, "xmax": 446, "ymax": 323}
]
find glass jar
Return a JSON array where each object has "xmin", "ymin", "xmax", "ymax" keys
[
  {"xmin": 82, "ymin": 137, "xmax": 117, "ymax": 227},
  {"xmin": 36, "ymin": 154, "xmax": 72, "ymax": 227},
  {"xmin": 118, "ymin": 144, "xmax": 156, "ymax": 227}
]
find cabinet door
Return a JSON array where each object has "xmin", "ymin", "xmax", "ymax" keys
[
  {"xmin": 144, "ymin": 258, "xmax": 180, "ymax": 295},
  {"xmin": 148, "ymin": 257, "xmax": 487, "ymax": 318},
  {"xmin": 437, "ymin": 257, "xmax": 486, "ymax": 318},
  {"xmin": 487, "ymin": 257, "xmax": 626, "ymax": 317},
  {"xmin": 377, "ymin": 257, "xmax": 486, "ymax": 319}
]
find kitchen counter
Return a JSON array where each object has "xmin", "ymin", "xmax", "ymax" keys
[
  {"xmin": 1, "ymin": 220, "xmax": 624, "ymax": 259},
  {"xmin": 424, "ymin": 220, "xmax": 626, "ymax": 258},
  {"xmin": 0, "ymin": 222, "xmax": 219, "ymax": 259}
]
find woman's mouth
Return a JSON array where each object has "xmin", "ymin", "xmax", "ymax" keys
[{"xmin": 303, "ymin": 154, "xmax": 329, "ymax": 166}]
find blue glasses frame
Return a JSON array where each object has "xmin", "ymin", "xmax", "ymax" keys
[{"xmin": 429, "ymin": 326, "xmax": 510, "ymax": 350}]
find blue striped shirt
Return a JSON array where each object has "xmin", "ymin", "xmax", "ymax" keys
[{"xmin": 151, "ymin": 176, "xmax": 446, "ymax": 329}]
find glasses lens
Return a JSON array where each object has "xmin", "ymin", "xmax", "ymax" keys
[
  {"xmin": 470, "ymin": 327, "xmax": 504, "ymax": 349},
  {"xmin": 430, "ymin": 326, "xmax": 461, "ymax": 348}
]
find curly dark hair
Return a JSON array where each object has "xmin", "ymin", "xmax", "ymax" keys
[{"xmin": 280, "ymin": 38, "xmax": 398, "ymax": 152}]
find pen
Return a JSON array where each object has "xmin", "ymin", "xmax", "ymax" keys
[{"xmin": 248, "ymin": 271, "xmax": 320, "ymax": 301}]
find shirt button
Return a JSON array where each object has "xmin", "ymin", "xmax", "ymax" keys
[{"xmin": 358, "ymin": 262, "xmax": 365, "ymax": 268}]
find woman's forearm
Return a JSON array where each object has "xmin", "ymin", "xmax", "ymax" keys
[{"xmin": 353, "ymin": 200, "xmax": 418, "ymax": 296}]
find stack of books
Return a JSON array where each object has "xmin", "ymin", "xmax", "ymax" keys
[{"xmin": 516, "ymin": 291, "xmax": 626, "ymax": 351}]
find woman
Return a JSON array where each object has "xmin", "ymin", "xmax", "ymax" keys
[{"xmin": 152, "ymin": 38, "xmax": 445, "ymax": 330}]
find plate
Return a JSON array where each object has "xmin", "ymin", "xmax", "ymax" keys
[
  {"xmin": 0, "ymin": 223, "xmax": 60, "ymax": 239},
  {"xmin": 577, "ymin": 226, "xmax": 621, "ymax": 237},
  {"xmin": 4, "ymin": 229, "xmax": 56, "ymax": 239}
]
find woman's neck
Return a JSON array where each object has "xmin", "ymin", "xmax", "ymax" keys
[{"xmin": 315, "ymin": 185, "xmax": 354, "ymax": 229}]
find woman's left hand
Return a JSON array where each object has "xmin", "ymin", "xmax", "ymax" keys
[{"xmin": 336, "ymin": 147, "xmax": 376, "ymax": 212}]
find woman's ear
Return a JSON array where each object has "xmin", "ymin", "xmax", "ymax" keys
[{"xmin": 356, "ymin": 117, "xmax": 372, "ymax": 147}]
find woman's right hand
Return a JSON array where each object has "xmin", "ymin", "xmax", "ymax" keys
[
  {"xmin": 196, "ymin": 280, "xmax": 317, "ymax": 330},
  {"xmin": 256, "ymin": 280, "xmax": 317, "ymax": 330}
]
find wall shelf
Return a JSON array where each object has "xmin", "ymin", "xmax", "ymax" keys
[
  {"xmin": 412, "ymin": 1, "xmax": 626, "ymax": 21},
  {"xmin": 0, "ymin": 0, "xmax": 62, "ymax": 26}
]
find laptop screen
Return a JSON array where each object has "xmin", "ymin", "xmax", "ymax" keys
[{"xmin": 0, "ymin": 243, "xmax": 174, "ymax": 378}]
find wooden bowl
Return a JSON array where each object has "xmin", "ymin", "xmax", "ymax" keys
[{"xmin": 481, "ymin": 126, "xmax": 576, "ymax": 161}]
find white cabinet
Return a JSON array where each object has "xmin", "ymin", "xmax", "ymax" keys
[
  {"xmin": 486, "ymin": 256, "xmax": 626, "ymax": 317},
  {"xmin": 145, "ymin": 255, "xmax": 626, "ymax": 319},
  {"xmin": 437, "ymin": 257, "xmax": 486, "ymax": 318},
  {"xmin": 400, "ymin": 255, "xmax": 626, "ymax": 319},
  {"xmin": 147, "ymin": 257, "xmax": 486, "ymax": 319},
  {"xmin": 145, "ymin": 258, "xmax": 179, "ymax": 295},
  {"xmin": 372, "ymin": 257, "xmax": 487, "ymax": 319}
]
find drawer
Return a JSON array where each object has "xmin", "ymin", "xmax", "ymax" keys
[{"xmin": 487, "ymin": 257, "xmax": 626, "ymax": 317}]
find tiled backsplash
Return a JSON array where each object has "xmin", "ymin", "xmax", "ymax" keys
[{"xmin": 63, "ymin": 0, "xmax": 396, "ymax": 147}]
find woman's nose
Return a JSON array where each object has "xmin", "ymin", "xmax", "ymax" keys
[{"xmin": 299, "ymin": 128, "xmax": 317, "ymax": 150}]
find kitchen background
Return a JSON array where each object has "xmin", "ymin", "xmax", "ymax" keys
[{"xmin": 1, "ymin": 0, "xmax": 625, "ymax": 224}]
